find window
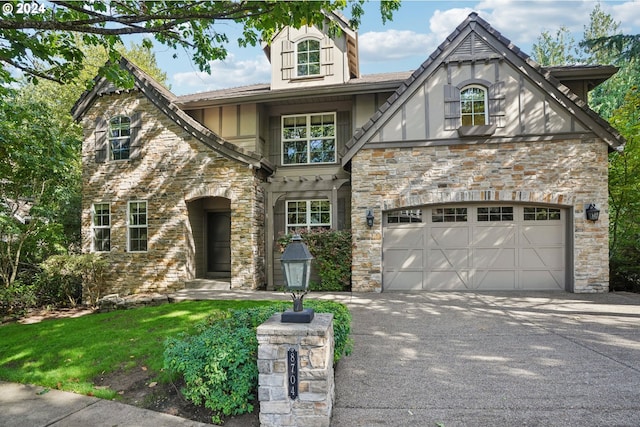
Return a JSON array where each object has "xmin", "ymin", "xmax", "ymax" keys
[
  {"xmin": 286, "ymin": 200, "xmax": 331, "ymax": 233},
  {"xmin": 297, "ymin": 39, "xmax": 320, "ymax": 77},
  {"xmin": 128, "ymin": 201, "xmax": 147, "ymax": 252},
  {"xmin": 432, "ymin": 207, "xmax": 468, "ymax": 223},
  {"xmin": 460, "ymin": 86, "xmax": 487, "ymax": 126},
  {"xmin": 109, "ymin": 116, "xmax": 131, "ymax": 160},
  {"xmin": 524, "ymin": 207, "xmax": 561, "ymax": 221},
  {"xmin": 282, "ymin": 113, "xmax": 336, "ymax": 165},
  {"xmin": 387, "ymin": 209, "xmax": 423, "ymax": 224},
  {"xmin": 92, "ymin": 203, "xmax": 110, "ymax": 252},
  {"xmin": 478, "ymin": 206, "xmax": 513, "ymax": 221}
]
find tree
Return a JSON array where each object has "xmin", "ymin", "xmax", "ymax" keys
[
  {"xmin": 531, "ymin": 26, "xmax": 583, "ymax": 66},
  {"xmin": 0, "ymin": 92, "xmax": 77, "ymax": 288},
  {"xmin": 0, "ymin": 0, "xmax": 399, "ymax": 86}
]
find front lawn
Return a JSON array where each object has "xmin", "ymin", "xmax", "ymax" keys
[{"xmin": 0, "ymin": 300, "xmax": 276, "ymax": 399}]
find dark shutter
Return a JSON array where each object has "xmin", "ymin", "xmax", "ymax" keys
[
  {"xmin": 129, "ymin": 112, "xmax": 142, "ymax": 159},
  {"xmin": 444, "ymin": 84, "xmax": 461, "ymax": 130},
  {"xmin": 489, "ymin": 81, "xmax": 506, "ymax": 128},
  {"xmin": 95, "ymin": 116, "xmax": 108, "ymax": 163},
  {"xmin": 270, "ymin": 116, "xmax": 281, "ymax": 166},
  {"xmin": 337, "ymin": 111, "xmax": 351, "ymax": 160}
]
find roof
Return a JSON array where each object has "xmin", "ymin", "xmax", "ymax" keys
[
  {"xmin": 71, "ymin": 58, "xmax": 274, "ymax": 173},
  {"xmin": 341, "ymin": 12, "xmax": 625, "ymax": 165},
  {"xmin": 176, "ymin": 71, "xmax": 412, "ymax": 109}
]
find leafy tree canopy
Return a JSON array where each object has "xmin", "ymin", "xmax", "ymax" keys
[{"xmin": 0, "ymin": 0, "xmax": 400, "ymax": 86}]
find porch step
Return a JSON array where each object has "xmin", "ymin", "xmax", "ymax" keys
[{"xmin": 185, "ymin": 278, "xmax": 231, "ymax": 290}]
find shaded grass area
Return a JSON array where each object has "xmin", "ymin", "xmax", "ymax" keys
[{"xmin": 0, "ymin": 300, "xmax": 276, "ymax": 399}]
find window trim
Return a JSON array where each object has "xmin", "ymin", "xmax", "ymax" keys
[
  {"xmin": 295, "ymin": 38, "xmax": 321, "ymax": 78},
  {"xmin": 460, "ymin": 85, "xmax": 488, "ymax": 127},
  {"xmin": 127, "ymin": 200, "xmax": 148, "ymax": 253},
  {"xmin": 281, "ymin": 112, "xmax": 337, "ymax": 165},
  {"xmin": 286, "ymin": 199, "xmax": 332, "ymax": 233},
  {"xmin": 92, "ymin": 202, "xmax": 111, "ymax": 252},
  {"xmin": 109, "ymin": 115, "xmax": 131, "ymax": 161}
]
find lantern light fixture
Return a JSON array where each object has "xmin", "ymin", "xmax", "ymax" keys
[
  {"xmin": 366, "ymin": 209, "xmax": 374, "ymax": 228},
  {"xmin": 585, "ymin": 203, "xmax": 600, "ymax": 222},
  {"xmin": 280, "ymin": 234, "xmax": 315, "ymax": 323}
]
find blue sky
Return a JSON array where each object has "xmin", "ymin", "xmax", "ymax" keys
[{"xmin": 152, "ymin": 1, "xmax": 640, "ymax": 96}]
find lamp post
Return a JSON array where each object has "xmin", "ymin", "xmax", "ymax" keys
[{"xmin": 280, "ymin": 234, "xmax": 315, "ymax": 323}]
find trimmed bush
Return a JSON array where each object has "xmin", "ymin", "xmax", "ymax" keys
[
  {"xmin": 278, "ymin": 229, "xmax": 352, "ymax": 291},
  {"xmin": 163, "ymin": 300, "xmax": 352, "ymax": 423}
]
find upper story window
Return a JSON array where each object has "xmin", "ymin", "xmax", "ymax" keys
[
  {"xmin": 109, "ymin": 115, "xmax": 131, "ymax": 160},
  {"xmin": 460, "ymin": 86, "xmax": 487, "ymax": 126},
  {"xmin": 282, "ymin": 113, "xmax": 336, "ymax": 165},
  {"xmin": 297, "ymin": 39, "xmax": 321, "ymax": 77}
]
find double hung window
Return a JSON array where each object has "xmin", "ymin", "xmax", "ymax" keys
[
  {"xmin": 128, "ymin": 201, "xmax": 148, "ymax": 252},
  {"xmin": 92, "ymin": 203, "xmax": 111, "ymax": 252},
  {"xmin": 109, "ymin": 116, "xmax": 131, "ymax": 160},
  {"xmin": 282, "ymin": 113, "xmax": 336, "ymax": 165}
]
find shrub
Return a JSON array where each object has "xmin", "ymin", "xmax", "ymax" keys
[
  {"xmin": 0, "ymin": 279, "xmax": 37, "ymax": 318},
  {"xmin": 163, "ymin": 300, "xmax": 352, "ymax": 423},
  {"xmin": 40, "ymin": 254, "xmax": 108, "ymax": 306},
  {"xmin": 278, "ymin": 229, "xmax": 352, "ymax": 291}
]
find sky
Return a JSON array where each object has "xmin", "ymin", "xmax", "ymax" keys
[{"xmin": 151, "ymin": 1, "xmax": 640, "ymax": 96}]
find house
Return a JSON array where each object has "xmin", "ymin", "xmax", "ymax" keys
[{"xmin": 72, "ymin": 12, "xmax": 623, "ymax": 295}]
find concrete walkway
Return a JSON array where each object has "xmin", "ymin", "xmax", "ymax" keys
[{"xmin": 2, "ymin": 290, "xmax": 640, "ymax": 426}]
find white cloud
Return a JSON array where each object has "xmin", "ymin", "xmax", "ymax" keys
[
  {"xmin": 429, "ymin": 7, "xmax": 477, "ymax": 41},
  {"xmin": 610, "ymin": 1, "xmax": 640, "ymax": 33},
  {"xmin": 171, "ymin": 53, "xmax": 270, "ymax": 95},
  {"xmin": 359, "ymin": 29, "xmax": 438, "ymax": 62}
]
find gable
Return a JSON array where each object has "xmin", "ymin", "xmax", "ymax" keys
[{"xmin": 342, "ymin": 13, "xmax": 624, "ymax": 165}]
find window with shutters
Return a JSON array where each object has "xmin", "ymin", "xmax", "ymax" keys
[
  {"xmin": 296, "ymin": 39, "xmax": 321, "ymax": 77},
  {"xmin": 109, "ymin": 116, "xmax": 131, "ymax": 160},
  {"xmin": 282, "ymin": 113, "xmax": 336, "ymax": 165},
  {"xmin": 460, "ymin": 86, "xmax": 487, "ymax": 126}
]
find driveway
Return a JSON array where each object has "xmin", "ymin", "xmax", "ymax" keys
[{"xmin": 331, "ymin": 291, "xmax": 640, "ymax": 426}]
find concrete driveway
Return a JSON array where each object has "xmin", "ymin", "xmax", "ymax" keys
[{"xmin": 331, "ymin": 291, "xmax": 640, "ymax": 426}]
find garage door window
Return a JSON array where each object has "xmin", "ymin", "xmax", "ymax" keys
[
  {"xmin": 477, "ymin": 206, "xmax": 513, "ymax": 221},
  {"xmin": 524, "ymin": 207, "xmax": 561, "ymax": 221},
  {"xmin": 387, "ymin": 209, "xmax": 422, "ymax": 224},
  {"xmin": 432, "ymin": 207, "xmax": 467, "ymax": 223}
]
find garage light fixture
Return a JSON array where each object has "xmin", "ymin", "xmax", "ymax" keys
[
  {"xmin": 366, "ymin": 209, "xmax": 374, "ymax": 228},
  {"xmin": 585, "ymin": 203, "xmax": 600, "ymax": 222}
]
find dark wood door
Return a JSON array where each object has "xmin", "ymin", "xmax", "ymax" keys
[{"xmin": 207, "ymin": 212, "xmax": 231, "ymax": 274}]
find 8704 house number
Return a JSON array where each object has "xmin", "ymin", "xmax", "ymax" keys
[{"xmin": 287, "ymin": 348, "xmax": 298, "ymax": 399}]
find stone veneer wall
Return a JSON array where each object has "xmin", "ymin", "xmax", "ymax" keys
[
  {"xmin": 350, "ymin": 138, "xmax": 609, "ymax": 293},
  {"xmin": 80, "ymin": 91, "xmax": 265, "ymax": 295}
]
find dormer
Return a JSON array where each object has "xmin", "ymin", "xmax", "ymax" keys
[{"xmin": 265, "ymin": 12, "xmax": 359, "ymax": 90}]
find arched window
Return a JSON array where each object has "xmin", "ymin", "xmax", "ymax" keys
[
  {"xmin": 296, "ymin": 39, "xmax": 320, "ymax": 77},
  {"xmin": 109, "ymin": 115, "xmax": 131, "ymax": 160},
  {"xmin": 460, "ymin": 86, "xmax": 487, "ymax": 126}
]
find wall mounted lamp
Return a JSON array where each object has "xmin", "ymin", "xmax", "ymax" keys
[
  {"xmin": 366, "ymin": 209, "xmax": 374, "ymax": 228},
  {"xmin": 585, "ymin": 203, "xmax": 600, "ymax": 222}
]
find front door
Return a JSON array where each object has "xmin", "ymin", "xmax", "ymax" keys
[{"xmin": 207, "ymin": 212, "xmax": 231, "ymax": 276}]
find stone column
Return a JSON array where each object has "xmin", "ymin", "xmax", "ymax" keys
[{"xmin": 257, "ymin": 313, "xmax": 335, "ymax": 427}]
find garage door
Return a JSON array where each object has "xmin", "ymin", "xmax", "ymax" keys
[{"xmin": 382, "ymin": 205, "xmax": 566, "ymax": 291}]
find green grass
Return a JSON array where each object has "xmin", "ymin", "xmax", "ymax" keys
[{"xmin": 0, "ymin": 300, "xmax": 276, "ymax": 399}]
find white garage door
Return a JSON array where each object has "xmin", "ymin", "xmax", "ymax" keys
[{"xmin": 382, "ymin": 205, "xmax": 566, "ymax": 291}]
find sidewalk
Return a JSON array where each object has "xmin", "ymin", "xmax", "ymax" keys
[{"xmin": 0, "ymin": 381, "xmax": 210, "ymax": 427}]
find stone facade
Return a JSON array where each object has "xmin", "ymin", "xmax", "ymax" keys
[
  {"xmin": 257, "ymin": 313, "xmax": 335, "ymax": 427},
  {"xmin": 80, "ymin": 91, "xmax": 265, "ymax": 295},
  {"xmin": 351, "ymin": 138, "xmax": 610, "ymax": 293}
]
